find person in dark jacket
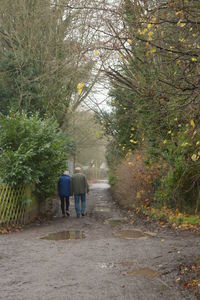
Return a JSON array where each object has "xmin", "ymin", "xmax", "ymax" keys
[
  {"xmin": 58, "ymin": 170, "xmax": 72, "ymax": 217},
  {"xmin": 71, "ymin": 167, "xmax": 89, "ymax": 218}
]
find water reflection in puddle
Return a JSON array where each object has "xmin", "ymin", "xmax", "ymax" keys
[
  {"xmin": 105, "ymin": 218, "xmax": 127, "ymax": 226},
  {"xmin": 98, "ymin": 263, "xmax": 115, "ymax": 269},
  {"xmin": 114, "ymin": 230, "xmax": 148, "ymax": 239},
  {"xmin": 96, "ymin": 200, "xmax": 111, "ymax": 205},
  {"xmin": 119, "ymin": 261, "xmax": 134, "ymax": 269},
  {"xmin": 95, "ymin": 207, "xmax": 112, "ymax": 212},
  {"xmin": 127, "ymin": 267, "xmax": 159, "ymax": 279},
  {"xmin": 41, "ymin": 230, "xmax": 85, "ymax": 241}
]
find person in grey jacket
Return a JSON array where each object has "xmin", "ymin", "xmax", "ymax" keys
[{"xmin": 71, "ymin": 167, "xmax": 89, "ymax": 218}]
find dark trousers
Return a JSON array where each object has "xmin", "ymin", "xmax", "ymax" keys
[{"xmin": 60, "ymin": 196, "xmax": 70, "ymax": 215}]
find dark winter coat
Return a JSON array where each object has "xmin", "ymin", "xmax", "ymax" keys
[
  {"xmin": 71, "ymin": 173, "xmax": 89, "ymax": 195},
  {"xmin": 58, "ymin": 174, "xmax": 72, "ymax": 197}
]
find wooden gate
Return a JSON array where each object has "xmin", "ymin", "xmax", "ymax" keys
[{"xmin": 0, "ymin": 184, "xmax": 26, "ymax": 226}]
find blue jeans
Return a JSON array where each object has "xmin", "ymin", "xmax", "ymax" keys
[{"xmin": 74, "ymin": 194, "xmax": 86, "ymax": 216}]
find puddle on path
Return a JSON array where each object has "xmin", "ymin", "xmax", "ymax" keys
[
  {"xmin": 98, "ymin": 262, "xmax": 115, "ymax": 269},
  {"xmin": 113, "ymin": 229, "xmax": 149, "ymax": 239},
  {"xmin": 127, "ymin": 267, "xmax": 159, "ymax": 279},
  {"xmin": 96, "ymin": 202, "xmax": 112, "ymax": 207},
  {"xmin": 41, "ymin": 230, "xmax": 85, "ymax": 241},
  {"xmin": 105, "ymin": 218, "xmax": 127, "ymax": 226},
  {"xmin": 95, "ymin": 207, "xmax": 112, "ymax": 212},
  {"xmin": 119, "ymin": 261, "xmax": 134, "ymax": 269}
]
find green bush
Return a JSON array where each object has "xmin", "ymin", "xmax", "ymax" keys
[
  {"xmin": 0, "ymin": 111, "xmax": 68, "ymax": 200},
  {"xmin": 108, "ymin": 173, "xmax": 117, "ymax": 187},
  {"xmin": 156, "ymin": 122, "xmax": 200, "ymax": 212}
]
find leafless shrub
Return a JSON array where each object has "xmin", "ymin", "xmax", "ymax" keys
[{"xmin": 113, "ymin": 152, "xmax": 160, "ymax": 209}]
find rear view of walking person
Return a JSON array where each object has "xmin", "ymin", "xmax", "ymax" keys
[
  {"xmin": 58, "ymin": 170, "xmax": 71, "ymax": 217},
  {"xmin": 72, "ymin": 167, "xmax": 89, "ymax": 218}
]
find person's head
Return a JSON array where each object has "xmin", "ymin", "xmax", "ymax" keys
[
  {"xmin": 75, "ymin": 167, "xmax": 81, "ymax": 173},
  {"xmin": 63, "ymin": 170, "xmax": 69, "ymax": 175}
]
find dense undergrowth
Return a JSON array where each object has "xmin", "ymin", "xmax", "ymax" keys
[
  {"xmin": 99, "ymin": 1, "xmax": 200, "ymax": 220},
  {"xmin": 109, "ymin": 152, "xmax": 200, "ymax": 229}
]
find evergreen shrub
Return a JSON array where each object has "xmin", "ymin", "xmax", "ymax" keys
[{"xmin": 0, "ymin": 111, "xmax": 68, "ymax": 200}]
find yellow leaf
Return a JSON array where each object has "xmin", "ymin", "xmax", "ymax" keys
[
  {"xmin": 147, "ymin": 24, "xmax": 152, "ymax": 29},
  {"xmin": 127, "ymin": 39, "xmax": 133, "ymax": 44},
  {"xmin": 137, "ymin": 192, "xmax": 141, "ymax": 199},
  {"xmin": 179, "ymin": 38, "xmax": 185, "ymax": 43},
  {"xmin": 148, "ymin": 31, "xmax": 154, "ymax": 41},
  {"xmin": 142, "ymin": 28, "xmax": 147, "ymax": 35},
  {"xmin": 192, "ymin": 57, "xmax": 197, "ymax": 62},
  {"xmin": 196, "ymin": 141, "xmax": 200, "ymax": 146},
  {"xmin": 177, "ymin": 20, "xmax": 186, "ymax": 27},
  {"xmin": 150, "ymin": 47, "xmax": 156, "ymax": 53},
  {"xmin": 181, "ymin": 142, "xmax": 189, "ymax": 147},
  {"xmin": 137, "ymin": 28, "xmax": 147, "ymax": 35},
  {"xmin": 163, "ymin": 140, "xmax": 167, "ymax": 145},
  {"xmin": 77, "ymin": 82, "xmax": 84, "ymax": 95},
  {"xmin": 130, "ymin": 139, "xmax": 138, "ymax": 144},
  {"xmin": 190, "ymin": 119, "xmax": 195, "ymax": 128},
  {"xmin": 193, "ymin": 130, "xmax": 197, "ymax": 136},
  {"xmin": 191, "ymin": 154, "xmax": 198, "ymax": 161},
  {"xmin": 93, "ymin": 49, "xmax": 99, "ymax": 57}
]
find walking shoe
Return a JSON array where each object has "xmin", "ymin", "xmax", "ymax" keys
[
  {"xmin": 81, "ymin": 213, "xmax": 85, "ymax": 217},
  {"xmin": 66, "ymin": 210, "xmax": 70, "ymax": 216}
]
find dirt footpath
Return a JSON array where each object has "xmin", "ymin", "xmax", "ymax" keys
[{"xmin": 0, "ymin": 181, "xmax": 199, "ymax": 300}]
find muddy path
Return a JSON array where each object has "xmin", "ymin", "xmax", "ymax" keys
[{"xmin": 0, "ymin": 181, "xmax": 199, "ymax": 300}]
